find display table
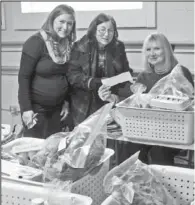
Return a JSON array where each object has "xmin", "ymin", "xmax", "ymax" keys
[
  {"xmin": 108, "ymin": 135, "xmax": 194, "ymax": 150},
  {"xmin": 107, "ymin": 125, "xmax": 194, "ymax": 167}
]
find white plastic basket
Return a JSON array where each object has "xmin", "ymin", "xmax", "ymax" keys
[
  {"xmin": 1, "ymin": 176, "xmax": 92, "ymax": 205},
  {"xmin": 2, "ymin": 148, "xmax": 114, "ymax": 205},
  {"xmin": 115, "ymin": 97, "xmax": 194, "ymax": 145},
  {"xmin": 103, "ymin": 153, "xmax": 195, "ymax": 205}
]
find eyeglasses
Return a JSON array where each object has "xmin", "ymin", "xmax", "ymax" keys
[{"xmin": 97, "ymin": 28, "xmax": 114, "ymax": 35}]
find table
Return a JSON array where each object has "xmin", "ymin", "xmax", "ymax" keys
[
  {"xmin": 107, "ymin": 127, "xmax": 194, "ymax": 168},
  {"xmin": 108, "ymin": 135, "xmax": 194, "ymax": 150}
]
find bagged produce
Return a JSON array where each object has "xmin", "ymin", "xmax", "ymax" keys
[
  {"xmin": 31, "ymin": 132, "xmax": 69, "ymax": 168},
  {"xmin": 149, "ymin": 64, "xmax": 194, "ymax": 98},
  {"xmin": 124, "ymin": 64, "xmax": 194, "ymax": 109},
  {"xmin": 41, "ymin": 103, "xmax": 113, "ymax": 182},
  {"xmin": 103, "ymin": 153, "xmax": 177, "ymax": 205},
  {"xmin": 2, "ymin": 103, "xmax": 113, "ymax": 186},
  {"xmin": 121, "ymin": 83, "xmax": 152, "ymax": 108}
]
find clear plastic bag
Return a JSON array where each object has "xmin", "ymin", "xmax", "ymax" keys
[
  {"xmin": 105, "ymin": 159, "xmax": 177, "ymax": 205},
  {"xmin": 42, "ymin": 103, "xmax": 113, "ymax": 184},
  {"xmin": 127, "ymin": 83, "xmax": 152, "ymax": 108},
  {"xmin": 31, "ymin": 132, "xmax": 69, "ymax": 169},
  {"xmin": 127, "ymin": 64, "xmax": 194, "ymax": 109},
  {"xmin": 149, "ymin": 64, "xmax": 194, "ymax": 98}
]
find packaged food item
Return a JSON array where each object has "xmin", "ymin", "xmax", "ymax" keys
[
  {"xmin": 150, "ymin": 94, "xmax": 192, "ymax": 111},
  {"xmin": 104, "ymin": 159, "xmax": 177, "ymax": 205},
  {"xmin": 126, "ymin": 64, "xmax": 194, "ymax": 110},
  {"xmin": 149, "ymin": 64, "xmax": 194, "ymax": 98},
  {"xmin": 42, "ymin": 104, "xmax": 113, "ymax": 183}
]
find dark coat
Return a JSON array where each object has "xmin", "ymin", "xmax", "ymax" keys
[{"xmin": 66, "ymin": 35, "xmax": 133, "ymax": 126}]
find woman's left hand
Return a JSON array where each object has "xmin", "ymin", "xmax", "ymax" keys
[
  {"xmin": 60, "ymin": 101, "xmax": 69, "ymax": 121},
  {"xmin": 98, "ymin": 84, "xmax": 112, "ymax": 101},
  {"xmin": 98, "ymin": 85, "xmax": 119, "ymax": 103}
]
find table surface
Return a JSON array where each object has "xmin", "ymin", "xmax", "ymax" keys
[
  {"xmin": 108, "ymin": 135, "xmax": 194, "ymax": 150},
  {"xmin": 107, "ymin": 127, "xmax": 194, "ymax": 151}
]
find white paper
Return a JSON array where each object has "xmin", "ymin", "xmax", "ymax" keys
[{"xmin": 101, "ymin": 72, "xmax": 134, "ymax": 87}]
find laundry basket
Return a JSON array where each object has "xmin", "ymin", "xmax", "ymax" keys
[
  {"xmin": 115, "ymin": 97, "xmax": 194, "ymax": 145},
  {"xmin": 103, "ymin": 153, "xmax": 195, "ymax": 205},
  {"xmin": 1, "ymin": 176, "xmax": 92, "ymax": 205},
  {"xmin": 2, "ymin": 148, "xmax": 114, "ymax": 205}
]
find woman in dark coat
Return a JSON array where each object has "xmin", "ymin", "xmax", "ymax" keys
[
  {"xmin": 66, "ymin": 13, "xmax": 136, "ymax": 165},
  {"xmin": 66, "ymin": 13, "xmax": 133, "ymax": 126}
]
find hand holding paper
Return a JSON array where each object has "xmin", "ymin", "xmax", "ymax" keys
[{"xmin": 101, "ymin": 71, "xmax": 134, "ymax": 87}]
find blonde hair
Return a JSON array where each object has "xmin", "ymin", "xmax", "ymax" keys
[{"xmin": 142, "ymin": 33, "xmax": 178, "ymax": 73}]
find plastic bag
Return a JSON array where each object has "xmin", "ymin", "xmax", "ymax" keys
[
  {"xmin": 42, "ymin": 103, "xmax": 113, "ymax": 183},
  {"xmin": 31, "ymin": 132, "xmax": 68, "ymax": 169},
  {"xmin": 1, "ymin": 124, "xmax": 24, "ymax": 145},
  {"xmin": 105, "ymin": 159, "xmax": 177, "ymax": 205},
  {"xmin": 126, "ymin": 83, "xmax": 152, "ymax": 108},
  {"xmin": 149, "ymin": 64, "xmax": 194, "ymax": 98}
]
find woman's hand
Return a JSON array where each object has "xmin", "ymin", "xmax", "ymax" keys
[
  {"xmin": 98, "ymin": 85, "xmax": 119, "ymax": 103},
  {"xmin": 60, "ymin": 101, "xmax": 69, "ymax": 121},
  {"xmin": 22, "ymin": 110, "xmax": 36, "ymax": 128},
  {"xmin": 98, "ymin": 84, "xmax": 112, "ymax": 101}
]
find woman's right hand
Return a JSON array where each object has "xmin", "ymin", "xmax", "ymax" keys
[{"xmin": 22, "ymin": 110, "xmax": 34, "ymax": 127}]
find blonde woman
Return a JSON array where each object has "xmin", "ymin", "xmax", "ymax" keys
[
  {"xmin": 18, "ymin": 4, "xmax": 76, "ymax": 138},
  {"xmin": 137, "ymin": 32, "xmax": 194, "ymax": 165}
]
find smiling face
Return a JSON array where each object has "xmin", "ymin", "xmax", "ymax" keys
[
  {"xmin": 95, "ymin": 21, "xmax": 114, "ymax": 47},
  {"xmin": 145, "ymin": 40, "xmax": 165, "ymax": 66},
  {"xmin": 53, "ymin": 14, "xmax": 74, "ymax": 39}
]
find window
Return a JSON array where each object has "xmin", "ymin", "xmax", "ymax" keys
[
  {"xmin": 21, "ymin": 2, "xmax": 143, "ymax": 12},
  {"xmin": 13, "ymin": 2, "xmax": 156, "ymax": 30}
]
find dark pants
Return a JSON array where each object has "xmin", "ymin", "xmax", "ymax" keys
[
  {"xmin": 117, "ymin": 141, "xmax": 144, "ymax": 164},
  {"xmin": 23, "ymin": 107, "xmax": 64, "ymax": 139},
  {"xmin": 139, "ymin": 145, "xmax": 181, "ymax": 166},
  {"xmin": 107, "ymin": 140, "xmax": 180, "ymax": 166},
  {"xmin": 107, "ymin": 139, "xmax": 144, "ymax": 165}
]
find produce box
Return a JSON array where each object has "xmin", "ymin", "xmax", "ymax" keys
[
  {"xmin": 1, "ymin": 148, "xmax": 114, "ymax": 205},
  {"xmin": 2, "ymin": 175, "xmax": 92, "ymax": 205},
  {"xmin": 115, "ymin": 97, "xmax": 194, "ymax": 145},
  {"xmin": 103, "ymin": 153, "xmax": 195, "ymax": 205}
]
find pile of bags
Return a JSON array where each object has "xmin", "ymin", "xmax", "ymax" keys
[{"xmin": 2, "ymin": 103, "xmax": 113, "ymax": 184}]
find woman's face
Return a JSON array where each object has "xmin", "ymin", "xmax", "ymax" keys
[
  {"xmin": 53, "ymin": 14, "xmax": 74, "ymax": 39},
  {"xmin": 95, "ymin": 20, "xmax": 114, "ymax": 47},
  {"xmin": 145, "ymin": 40, "xmax": 165, "ymax": 66}
]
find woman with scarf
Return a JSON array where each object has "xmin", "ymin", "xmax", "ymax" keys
[
  {"xmin": 67, "ymin": 13, "xmax": 133, "ymax": 126},
  {"xmin": 18, "ymin": 4, "xmax": 76, "ymax": 139}
]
